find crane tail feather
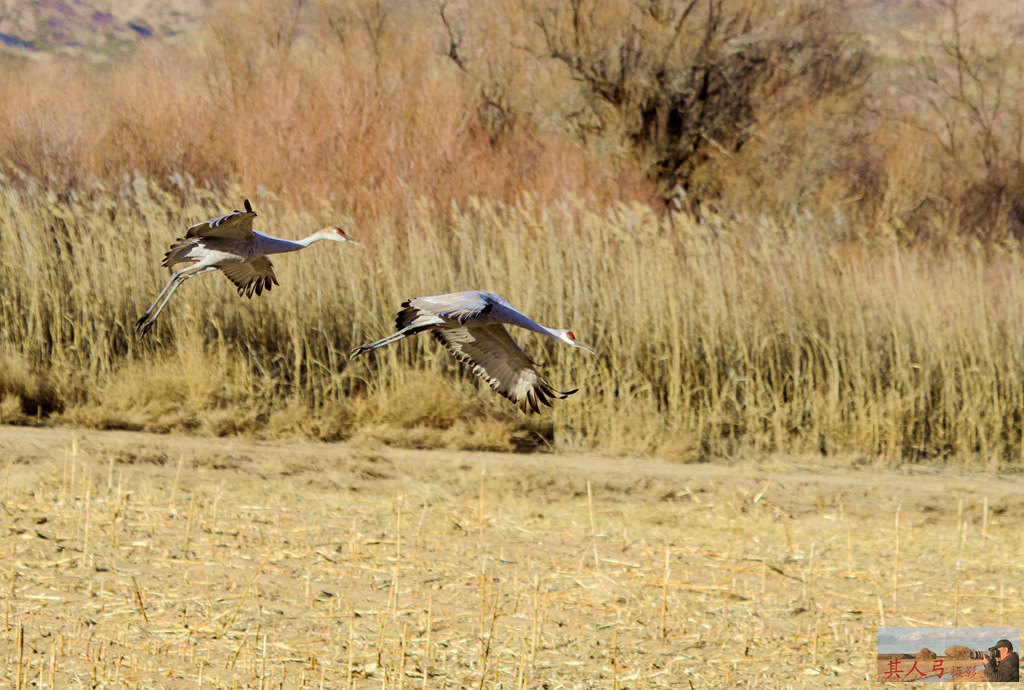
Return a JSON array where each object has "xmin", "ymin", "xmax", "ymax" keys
[
  {"xmin": 519, "ymin": 385, "xmax": 577, "ymax": 413},
  {"xmin": 527, "ymin": 390, "xmax": 541, "ymax": 414},
  {"xmin": 162, "ymin": 237, "xmax": 196, "ymax": 268},
  {"xmin": 354, "ymin": 301, "xmax": 443, "ymax": 359}
]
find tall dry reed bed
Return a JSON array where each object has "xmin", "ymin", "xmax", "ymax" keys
[{"xmin": 1, "ymin": 178, "xmax": 1023, "ymax": 462}]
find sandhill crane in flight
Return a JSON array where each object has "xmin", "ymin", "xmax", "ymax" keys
[
  {"xmin": 350, "ymin": 291, "xmax": 596, "ymax": 413},
  {"xmin": 135, "ymin": 199, "xmax": 363, "ymax": 339}
]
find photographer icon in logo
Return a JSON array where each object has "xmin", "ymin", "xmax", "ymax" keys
[{"xmin": 974, "ymin": 638, "xmax": 1019, "ymax": 682}]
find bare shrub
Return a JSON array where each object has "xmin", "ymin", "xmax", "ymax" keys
[
  {"xmin": 898, "ymin": 0, "xmax": 1024, "ymax": 241},
  {"xmin": 61, "ymin": 334, "xmax": 260, "ymax": 434},
  {"xmin": 945, "ymin": 645, "xmax": 971, "ymax": 659},
  {"xmin": 0, "ymin": 393, "xmax": 24, "ymax": 424},
  {"xmin": 360, "ymin": 373, "xmax": 482, "ymax": 432},
  {"xmin": 523, "ymin": 0, "xmax": 869, "ymax": 203},
  {"xmin": 0, "ymin": 1, "xmax": 639, "ymax": 214},
  {"xmin": 0, "ymin": 354, "xmax": 59, "ymax": 417}
]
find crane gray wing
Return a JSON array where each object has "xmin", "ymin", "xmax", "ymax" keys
[
  {"xmin": 432, "ymin": 324, "xmax": 577, "ymax": 413},
  {"xmin": 218, "ymin": 257, "xmax": 279, "ymax": 297},
  {"xmin": 402, "ymin": 292, "xmax": 497, "ymax": 326},
  {"xmin": 185, "ymin": 200, "xmax": 256, "ymax": 240}
]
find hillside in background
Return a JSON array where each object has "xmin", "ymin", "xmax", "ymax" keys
[
  {"xmin": 0, "ymin": 0, "xmax": 204, "ymax": 59},
  {"xmin": 0, "ymin": 0, "xmax": 935, "ymax": 60}
]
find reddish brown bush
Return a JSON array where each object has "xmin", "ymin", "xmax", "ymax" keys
[{"xmin": 945, "ymin": 645, "xmax": 971, "ymax": 659}]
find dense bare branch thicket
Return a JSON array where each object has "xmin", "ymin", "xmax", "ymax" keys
[
  {"xmin": 899, "ymin": 0, "xmax": 1024, "ymax": 241},
  {"xmin": 522, "ymin": 0, "xmax": 869, "ymax": 204}
]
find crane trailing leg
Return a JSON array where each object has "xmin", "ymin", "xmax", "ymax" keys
[
  {"xmin": 349, "ymin": 328, "xmax": 420, "ymax": 358},
  {"xmin": 349, "ymin": 300, "xmax": 441, "ymax": 358},
  {"xmin": 135, "ymin": 265, "xmax": 216, "ymax": 340}
]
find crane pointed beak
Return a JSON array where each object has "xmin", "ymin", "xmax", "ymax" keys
[
  {"xmin": 344, "ymin": 237, "xmax": 366, "ymax": 249},
  {"xmin": 575, "ymin": 339, "xmax": 597, "ymax": 355}
]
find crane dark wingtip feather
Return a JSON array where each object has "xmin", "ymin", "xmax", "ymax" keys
[{"xmin": 395, "ymin": 301, "xmax": 419, "ymax": 331}]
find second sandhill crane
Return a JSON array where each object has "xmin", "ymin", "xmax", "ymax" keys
[
  {"xmin": 135, "ymin": 199, "xmax": 363, "ymax": 339},
  {"xmin": 350, "ymin": 291, "xmax": 596, "ymax": 413}
]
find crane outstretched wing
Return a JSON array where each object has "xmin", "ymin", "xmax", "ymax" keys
[
  {"xmin": 432, "ymin": 324, "xmax": 577, "ymax": 413},
  {"xmin": 185, "ymin": 200, "xmax": 257, "ymax": 240},
  {"xmin": 218, "ymin": 257, "xmax": 279, "ymax": 297},
  {"xmin": 400, "ymin": 292, "xmax": 501, "ymax": 327}
]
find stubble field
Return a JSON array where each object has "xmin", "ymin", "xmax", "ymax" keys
[{"xmin": 1, "ymin": 426, "xmax": 1022, "ymax": 688}]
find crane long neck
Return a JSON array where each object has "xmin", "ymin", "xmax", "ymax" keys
[
  {"xmin": 503, "ymin": 308, "xmax": 560, "ymax": 340},
  {"xmin": 254, "ymin": 231, "xmax": 324, "ymax": 255}
]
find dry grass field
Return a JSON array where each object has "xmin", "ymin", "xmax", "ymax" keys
[
  {"xmin": 8, "ymin": 187, "xmax": 1024, "ymax": 461},
  {"xmin": 1, "ymin": 426, "xmax": 1022, "ymax": 687}
]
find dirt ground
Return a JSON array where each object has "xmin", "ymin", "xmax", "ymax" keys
[{"xmin": 0, "ymin": 426, "xmax": 1022, "ymax": 688}]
